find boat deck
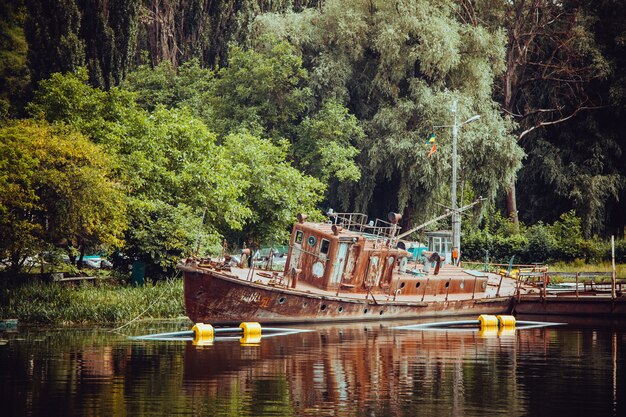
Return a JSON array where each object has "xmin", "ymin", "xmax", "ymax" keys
[{"xmin": 216, "ymin": 261, "xmax": 521, "ymax": 303}]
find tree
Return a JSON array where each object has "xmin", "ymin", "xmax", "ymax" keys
[
  {"xmin": 27, "ymin": 69, "xmax": 326, "ymax": 276},
  {"xmin": 221, "ymin": 131, "xmax": 326, "ymax": 244},
  {"xmin": 0, "ymin": 0, "xmax": 30, "ymax": 118},
  {"xmin": 294, "ymin": 99, "xmax": 363, "ymax": 183},
  {"xmin": 463, "ymin": 0, "xmax": 610, "ymax": 227},
  {"xmin": 24, "ymin": 0, "xmax": 85, "ymax": 83},
  {"xmin": 255, "ymin": 0, "xmax": 523, "ymax": 226},
  {"xmin": 0, "ymin": 120, "xmax": 126, "ymax": 273},
  {"xmin": 206, "ymin": 37, "xmax": 312, "ymax": 139}
]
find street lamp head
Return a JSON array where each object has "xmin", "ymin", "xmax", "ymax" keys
[{"xmin": 461, "ymin": 115, "xmax": 481, "ymax": 126}]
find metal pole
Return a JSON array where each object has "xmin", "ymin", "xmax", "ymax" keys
[
  {"xmin": 451, "ymin": 101, "xmax": 460, "ymax": 265},
  {"xmin": 611, "ymin": 235, "xmax": 616, "ymax": 300}
]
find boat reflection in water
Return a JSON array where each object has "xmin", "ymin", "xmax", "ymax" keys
[
  {"xmin": 1, "ymin": 321, "xmax": 625, "ymax": 416},
  {"xmin": 180, "ymin": 320, "xmax": 624, "ymax": 417}
]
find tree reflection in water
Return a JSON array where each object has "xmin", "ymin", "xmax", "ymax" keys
[{"xmin": 1, "ymin": 320, "xmax": 625, "ymax": 416}]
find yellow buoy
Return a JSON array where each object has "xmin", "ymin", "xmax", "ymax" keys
[
  {"xmin": 239, "ymin": 322, "xmax": 262, "ymax": 338},
  {"xmin": 497, "ymin": 315, "xmax": 516, "ymax": 328},
  {"xmin": 192, "ymin": 323, "xmax": 215, "ymax": 345},
  {"xmin": 478, "ymin": 314, "xmax": 498, "ymax": 329},
  {"xmin": 239, "ymin": 322, "xmax": 262, "ymax": 346}
]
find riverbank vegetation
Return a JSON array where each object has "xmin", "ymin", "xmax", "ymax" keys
[
  {"xmin": 0, "ymin": 278, "xmax": 186, "ymax": 325},
  {"xmin": 1, "ymin": 0, "xmax": 625, "ymax": 284}
]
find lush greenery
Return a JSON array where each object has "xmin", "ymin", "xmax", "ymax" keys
[
  {"xmin": 0, "ymin": 278, "xmax": 185, "ymax": 324},
  {"xmin": 1, "ymin": 0, "xmax": 625, "ymax": 281},
  {"xmin": 463, "ymin": 211, "xmax": 626, "ymax": 264}
]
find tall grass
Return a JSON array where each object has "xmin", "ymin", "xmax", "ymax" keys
[
  {"xmin": 1, "ymin": 279, "xmax": 187, "ymax": 325},
  {"xmin": 549, "ymin": 261, "xmax": 626, "ymax": 277}
]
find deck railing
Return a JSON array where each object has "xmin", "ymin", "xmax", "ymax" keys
[{"xmin": 327, "ymin": 211, "xmax": 402, "ymax": 244}]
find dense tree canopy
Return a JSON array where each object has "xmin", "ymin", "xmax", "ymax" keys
[
  {"xmin": 255, "ymin": 0, "xmax": 523, "ymax": 228},
  {"xmin": 1, "ymin": 0, "xmax": 626, "ymax": 277},
  {"xmin": 24, "ymin": 69, "xmax": 325, "ymax": 275},
  {"xmin": 0, "ymin": 120, "xmax": 126, "ymax": 272}
]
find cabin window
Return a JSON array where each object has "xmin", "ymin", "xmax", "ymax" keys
[
  {"xmin": 320, "ymin": 239, "xmax": 330, "ymax": 255},
  {"xmin": 307, "ymin": 235, "xmax": 317, "ymax": 246},
  {"xmin": 295, "ymin": 230, "xmax": 304, "ymax": 245}
]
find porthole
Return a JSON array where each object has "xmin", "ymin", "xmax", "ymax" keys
[
  {"xmin": 400, "ymin": 282, "xmax": 406, "ymax": 289},
  {"xmin": 321, "ymin": 304, "xmax": 327, "ymax": 311},
  {"xmin": 312, "ymin": 261, "xmax": 325, "ymax": 278},
  {"xmin": 278, "ymin": 297, "xmax": 286, "ymax": 304},
  {"xmin": 379, "ymin": 310, "xmax": 384, "ymax": 315},
  {"xmin": 338, "ymin": 306, "xmax": 344, "ymax": 313},
  {"xmin": 415, "ymin": 282, "xmax": 421, "ymax": 288},
  {"xmin": 303, "ymin": 302, "xmax": 308, "ymax": 307},
  {"xmin": 307, "ymin": 235, "xmax": 317, "ymax": 246},
  {"xmin": 445, "ymin": 281, "xmax": 450, "ymax": 288},
  {"xmin": 364, "ymin": 308, "xmax": 369, "ymax": 314}
]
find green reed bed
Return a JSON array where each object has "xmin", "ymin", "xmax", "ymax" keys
[{"xmin": 0, "ymin": 279, "xmax": 187, "ymax": 325}]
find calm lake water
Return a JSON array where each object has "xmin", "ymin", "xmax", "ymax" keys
[{"xmin": 1, "ymin": 317, "xmax": 625, "ymax": 417}]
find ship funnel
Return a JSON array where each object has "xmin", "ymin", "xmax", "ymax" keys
[
  {"xmin": 332, "ymin": 224, "xmax": 343, "ymax": 235},
  {"xmin": 297, "ymin": 213, "xmax": 308, "ymax": 223},
  {"xmin": 388, "ymin": 212, "xmax": 402, "ymax": 224}
]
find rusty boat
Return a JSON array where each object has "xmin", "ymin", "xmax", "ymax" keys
[{"xmin": 179, "ymin": 211, "xmax": 517, "ymax": 325}]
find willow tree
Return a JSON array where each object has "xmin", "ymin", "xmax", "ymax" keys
[{"xmin": 255, "ymin": 0, "xmax": 523, "ymax": 228}]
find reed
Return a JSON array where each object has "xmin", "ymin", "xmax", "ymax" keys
[{"xmin": 1, "ymin": 279, "xmax": 187, "ymax": 325}]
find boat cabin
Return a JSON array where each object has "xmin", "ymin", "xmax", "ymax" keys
[
  {"xmin": 283, "ymin": 212, "xmax": 410, "ymax": 293},
  {"xmin": 426, "ymin": 230, "xmax": 452, "ymax": 264}
]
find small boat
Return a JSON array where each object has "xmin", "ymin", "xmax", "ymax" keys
[{"xmin": 179, "ymin": 211, "xmax": 516, "ymax": 325}]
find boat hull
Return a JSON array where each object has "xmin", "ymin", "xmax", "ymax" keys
[{"xmin": 181, "ymin": 265, "xmax": 513, "ymax": 325}]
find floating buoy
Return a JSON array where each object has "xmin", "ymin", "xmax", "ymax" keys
[
  {"xmin": 497, "ymin": 315, "xmax": 516, "ymax": 328},
  {"xmin": 393, "ymin": 316, "xmax": 565, "ymax": 332},
  {"xmin": 192, "ymin": 323, "xmax": 215, "ymax": 346},
  {"xmin": 478, "ymin": 314, "xmax": 499, "ymax": 329},
  {"xmin": 239, "ymin": 322, "xmax": 262, "ymax": 345}
]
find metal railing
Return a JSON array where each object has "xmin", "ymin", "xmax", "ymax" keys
[{"xmin": 327, "ymin": 211, "xmax": 401, "ymax": 245}]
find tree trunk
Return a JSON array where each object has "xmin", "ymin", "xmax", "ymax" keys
[
  {"xmin": 506, "ymin": 180, "xmax": 519, "ymax": 228},
  {"xmin": 77, "ymin": 244, "xmax": 86, "ymax": 269}
]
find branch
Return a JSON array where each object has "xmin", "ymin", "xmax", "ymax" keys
[{"xmin": 518, "ymin": 105, "xmax": 607, "ymax": 140}]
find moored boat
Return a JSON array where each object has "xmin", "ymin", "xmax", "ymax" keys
[{"xmin": 179, "ymin": 211, "xmax": 516, "ymax": 325}]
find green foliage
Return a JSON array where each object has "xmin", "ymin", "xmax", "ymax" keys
[
  {"xmin": 26, "ymin": 69, "xmax": 325, "ymax": 277},
  {"xmin": 24, "ymin": 0, "xmax": 85, "ymax": 83},
  {"xmin": 295, "ymin": 100, "xmax": 363, "ymax": 183},
  {"xmin": 0, "ymin": 279, "xmax": 185, "ymax": 324},
  {"xmin": 24, "ymin": 0, "xmax": 139, "ymax": 88},
  {"xmin": 120, "ymin": 60, "xmax": 179, "ymax": 110},
  {"xmin": 255, "ymin": 0, "xmax": 523, "ymax": 221},
  {"xmin": 222, "ymin": 131, "xmax": 326, "ymax": 244},
  {"xmin": 26, "ymin": 67, "xmax": 140, "ymax": 146},
  {"xmin": 0, "ymin": 120, "xmax": 127, "ymax": 273},
  {"xmin": 207, "ymin": 37, "xmax": 311, "ymax": 139},
  {"xmin": 550, "ymin": 211, "xmax": 585, "ymax": 261},
  {"xmin": 463, "ymin": 209, "xmax": 624, "ymax": 264},
  {"xmin": 0, "ymin": 0, "xmax": 30, "ymax": 118}
]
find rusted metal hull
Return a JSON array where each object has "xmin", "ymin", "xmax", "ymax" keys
[
  {"xmin": 181, "ymin": 265, "xmax": 513, "ymax": 325},
  {"xmin": 514, "ymin": 294, "xmax": 626, "ymax": 317}
]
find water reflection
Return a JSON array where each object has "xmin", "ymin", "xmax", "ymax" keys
[{"xmin": 1, "ymin": 320, "xmax": 624, "ymax": 417}]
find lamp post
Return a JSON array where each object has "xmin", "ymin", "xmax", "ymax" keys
[{"xmin": 450, "ymin": 101, "xmax": 480, "ymax": 265}]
